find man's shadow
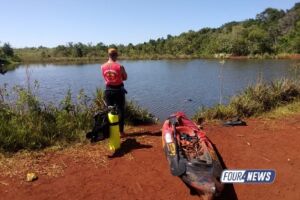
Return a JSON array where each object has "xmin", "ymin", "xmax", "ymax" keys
[
  {"xmin": 211, "ymin": 142, "xmax": 238, "ymax": 200},
  {"xmin": 126, "ymin": 130, "xmax": 161, "ymax": 137},
  {"xmin": 108, "ymin": 138, "xmax": 152, "ymax": 158}
]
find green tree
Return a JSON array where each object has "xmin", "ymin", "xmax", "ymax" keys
[
  {"xmin": 248, "ymin": 26, "xmax": 272, "ymax": 54},
  {"xmin": 256, "ymin": 8, "xmax": 285, "ymax": 24},
  {"xmin": 72, "ymin": 43, "xmax": 84, "ymax": 57},
  {"xmin": 280, "ymin": 21, "xmax": 300, "ymax": 53},
  {"xmin": 0, "ymin": 47, "xmax": 3, "ymax": 58},
  {"xmin": 2, "ymin": 43, "xmax": 14, "ymax": 57}
]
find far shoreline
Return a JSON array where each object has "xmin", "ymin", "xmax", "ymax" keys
[{"xmin": 7, "ymin": 53, "xmax": 300, "ymax": 65}]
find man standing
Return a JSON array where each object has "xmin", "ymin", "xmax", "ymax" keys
[{"xmin": 101, "ymin": 48, "xmax": 127, "ymax": 137}]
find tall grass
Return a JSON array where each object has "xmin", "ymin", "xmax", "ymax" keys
[
  {"xmin": 193, "ymin": 79, "xmax": 300, "ymax": 121},
  {"xmin": 0, "ymin": 83, "xmax": 155, "ymax": 152}
]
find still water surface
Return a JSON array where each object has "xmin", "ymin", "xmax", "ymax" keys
[{"xmin": 0, "ymin": 59, "xmax": 297, "ymax": 120}]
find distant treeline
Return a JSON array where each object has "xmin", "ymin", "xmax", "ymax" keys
[{"xmin": 3, "ymin": 3, "xmax": 300, "ymax": 62}]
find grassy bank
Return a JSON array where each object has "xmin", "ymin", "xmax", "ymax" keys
[
  {"xmin": 262, "ymin": 101, "xmax": 300, "ymax": 119},
  {"xmin": 193, "ymin": 79, "xmax": 300, "ymax": 121},
  {"xmin": 0, "ymin": 84, "xmax": 155, "ymax": 152},
  {"xmin": 0, "ymin": 58, "xmax": 20, "ymax": 66}
]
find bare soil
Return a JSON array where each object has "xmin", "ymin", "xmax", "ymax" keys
[{"xmin": 0, "ymin": 115, "xmax": 299, "ymax": 200}]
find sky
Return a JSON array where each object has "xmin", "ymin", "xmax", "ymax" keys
[{"xmin": 1, "ymin": 0, "xmax": 299, "ymax": 48}]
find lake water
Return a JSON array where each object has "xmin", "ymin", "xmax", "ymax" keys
[{"xmin": 0, "ymin": 59, "xmax": 298, "ymax": 120}]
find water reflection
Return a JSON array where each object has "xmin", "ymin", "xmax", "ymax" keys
[
  {"xmin": 0, "ymin": 66, "xmax": 7, "ymax": 75},
  {"xmin": 0, "ymin": 64, "xmax": 19, "ymax": 75}
]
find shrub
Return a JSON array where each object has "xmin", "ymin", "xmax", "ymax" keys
[
  {"xmin": 193, "ymin": 79, "xmax": 300, "ymax": 121},
  {"xmin": 0, "ymin": 84, "xmax": 155, "ymax": 152}
]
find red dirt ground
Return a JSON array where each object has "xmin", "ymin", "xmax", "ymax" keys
[{"xmin": 0, "ymin": 115, "xmax": 299, "ymax": 200}]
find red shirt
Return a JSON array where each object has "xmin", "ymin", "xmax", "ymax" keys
[{"xmin": 101, "ymin": 62, "xmax": 123, "ymax": 86}]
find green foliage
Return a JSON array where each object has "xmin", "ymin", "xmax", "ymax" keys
[
  {"xmin": 279, "ymin": 21, "xmax": 300, "ymax": 53},
  {"xmin": 248, "ymin": 26, "xmax": 273, "ymax": 54},
  {"xmin": 125, "ymin": 101, "xmax": 156, "ymax": 125},
  {"xmin": 256, "ymin": 8, "xmax": 285, "ymax": 24},
  {"xmin": 0, "ymin": 84, "xmax": 155, "ymax": 152},
  {"xmin": 2, "ymin": 43, "xmax": 14, "ymax": 57},
  {"xmin": 193, "ymin": 79, "xmax": 300, "ymax": 121},
  {"xmin": 0, "ymin": 43, "xmax": 21, "ymax": 64},
  {"xmin": 0, "ymin": 48, "xmax": 3, "ymax": 59}
]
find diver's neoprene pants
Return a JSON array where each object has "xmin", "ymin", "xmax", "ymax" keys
[{"xmin": 104, "ymin": 88, "xmax": 125, "ymax": 133}]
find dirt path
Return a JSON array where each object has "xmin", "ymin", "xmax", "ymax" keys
[{"xmin": 0, "ymin": 115, "xmax": 299, "ymax": 200}]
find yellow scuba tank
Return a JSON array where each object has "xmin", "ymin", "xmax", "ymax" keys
[{"xmin": 108, "ymin": 110, "xmax": 121, "ymax": 151}]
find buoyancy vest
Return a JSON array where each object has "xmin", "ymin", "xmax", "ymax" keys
[{"xmin": 101, "ymin": 62, "xmax": 123, "ymax": 86}]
